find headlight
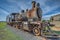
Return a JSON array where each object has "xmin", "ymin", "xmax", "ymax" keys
[{"xmin": 24, "ymin": 22, "xmax": 28, "ymax": 24}]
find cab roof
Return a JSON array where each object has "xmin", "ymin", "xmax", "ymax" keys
[{"xmin": 11, "ymin": 13, "xmax": 19, "ymax": 15}]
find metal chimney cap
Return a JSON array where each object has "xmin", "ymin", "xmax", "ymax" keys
[
  {"xmin": 21, "ymin": 10, "xmax": 24, "ymax": 13},
  {"xmin": 32, "ymin": 1, "xmax": 36, "ymax": 4},
  {"xmin": 11, "ymin": 13, "xmax": 19, "ymax": 15},
  {"xmin": 26, "ymin": 9, "xmax": 28, "ymax": 11}
]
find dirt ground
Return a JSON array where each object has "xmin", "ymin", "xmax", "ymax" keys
[
  {"xmin": 51, "ymin": 27, "xmax": 60, "ymax": 31},
  {"xmin": 7, "ymin": 25, "xmax": 47, "ymax": 40},
  {"xmin": 50, "ymin": 21, "xmax": 60, "ymax": 31}
]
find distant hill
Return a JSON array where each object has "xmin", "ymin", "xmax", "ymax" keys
[
  {"xmin": 0, "ymin": 21, "xmax": 6, "ymax": 22},
  {"xmin": 50, "ymin": 14, "xmax": 60, "ymax": 21}
]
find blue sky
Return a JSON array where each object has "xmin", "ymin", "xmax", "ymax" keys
[{"xmin": 0, "ymin": 0, "xmax": 60, "ymax": 21}]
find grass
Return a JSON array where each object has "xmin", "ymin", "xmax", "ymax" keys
[
  {"xmin": 0, "ymin": 22, "xmax": 23, "ymax": 40},
  {"xmin": 52, "ymin": 31, "xmax": 60, "ymax": 35},
  {"xmin": 0, "ymin": 22, "xmax": 6, "ymax": 29}
]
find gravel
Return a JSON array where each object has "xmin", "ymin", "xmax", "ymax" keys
[{"xmin": 7, "ymin": 25, "xmax": 60, "ymax": 40}]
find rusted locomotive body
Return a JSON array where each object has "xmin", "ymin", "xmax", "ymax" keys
[{"xmin": 6, "ymin": 1, "xmax": 46, "ymax": 36}]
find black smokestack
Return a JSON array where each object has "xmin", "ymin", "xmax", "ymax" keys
[
  {"xmin": 32, "ymin": 1, "xmax": 36, "ymax": 8},
  {"xmin": 21, "ymin": 10, "xmax": 24, "ymax": 13}
]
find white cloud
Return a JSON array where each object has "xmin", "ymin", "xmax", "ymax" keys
[
  {"xmin": 0, "ymin": 8, "xmax": 9, "ymax": 15},
  {"xmin": 43, "ymin": 6, "xmax": 59, "ymax": 14},
  {"xmin": 6, "ymin": 0, "xmax": 31, "ymax": 11},
  {"xmin": 0, "ymin": 9, "xmax": 9, "ymax": 21},
  {"xmin": 16, "ymin": 0, "xmax": 31, "ymax": 10}
]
